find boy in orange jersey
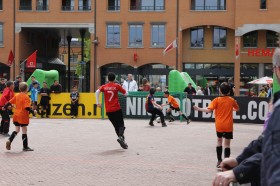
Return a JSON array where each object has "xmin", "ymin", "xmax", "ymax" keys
[
  {"xmin": 162, "ymin": 91, "xmax": 191, "ymax": 124},
  {"xmin": 4, "ymin": 82, "xmax": 36, "ymax": 151},
  {"xmin": 193, "ymin": 82, "xmax": 239, "ymax": 168}
]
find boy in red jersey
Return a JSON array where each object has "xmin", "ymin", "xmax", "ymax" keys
[
  {"xmin": 95, "ymin": 72, "xmax": 128, "ymax": 149},
  {"xmin": 4, "ymin": 82, "xmax": 36, "ymax": 151},
  {"xmin": 0, "ymin": 81, "xmax": 15, "ymax": 136}
]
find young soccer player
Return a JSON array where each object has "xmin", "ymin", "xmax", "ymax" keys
[
  {"xmin": 162, "ymin": 91, "xmax": 191, "ymax": 124},
  {"xmin": 0, "ymin": 81, "xmax": 15, "ymax": 136},
  {"xmin": 145, "ymin": 88, "xmax": 167, "ymax": 127},
  {"xmin": 70, "ymin": 85, "xmax": 79, "ymax": 119},
  {"xmin": 193, "ymin": 82, "xmax": 239, "ymax": 168},
  {"xmin": 30, "ymin": 82, "xmax": 39, "ymax": 118},
  {"xmin": 5, "ymin": 82, "xmax": 36, "ymax": 151},
  {"xmin": 95, "ymin": 72, "xmax": 128, "ymax": 149}
]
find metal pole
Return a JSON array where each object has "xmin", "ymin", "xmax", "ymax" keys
[
  {"xmin": 80, "ymin": 29, "xmax": 85, "ymax": 92},
  {"xmin": 13, "ymin": 0, "xmax": 16, "ymax": 79},
  {"xmin": 67, "ymin": 35, "xmax": 72, "ymax": 92},
  {"xmin": 176, "ymin": 0, "xmax": 179, "ymax": 70},
  {"xmin": 93, "ymin": 0, "xmax": 97, "ymax": 91}
]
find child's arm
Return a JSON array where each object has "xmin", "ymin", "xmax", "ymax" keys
[
  {"xmin": 95, "ymin": 89, "xmax": 102, "ymax": 108},
  {"xmin": 152, "ymin": 101, "xmax": 162, "ymax": 110},
  {"xmin": 161, "ymin": 101, "xmax": 170, "ymax": 107},
  {"xmin": 193, "ymin": 105, "xmax": 212, "ymax": 113}
]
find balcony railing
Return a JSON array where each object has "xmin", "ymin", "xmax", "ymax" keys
[
  {"xmin": 130, "ymin": 6, "xmax": 165, "ymax": 11},
  {"xmin": 61, "ymin": 6, "xmax": 74, "ymax": 11},
  {"xmin": 78, "ymin": 6, "xmax": 91, "ymax": 11},
  {"xmin": 19, "ymin": 5, "xmax": 32, "ymax": 10},
  {"xmin": 108, "ymin": 6, "xmax": 120, "ymax": 11},
  {"xmin": 191, "ymin": 6, "xmax": 226, "ymax": 10},
  {"xmin": 36, "ymin": 5, "xmax": 48, "ymax": 11}
]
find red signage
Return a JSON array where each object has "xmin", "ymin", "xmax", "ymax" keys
[{"xmin": 247, "ymin": 48, "xmax": 275, "ymax": 57}]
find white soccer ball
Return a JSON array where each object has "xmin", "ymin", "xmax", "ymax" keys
[{"xmin": 155, "ymin": 117, "xmax": 161, "ymax": 123}]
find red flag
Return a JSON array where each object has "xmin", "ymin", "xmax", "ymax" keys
[
  {"xmin": 7, "ymin": 50, "xmax": 15, "ymax": 66},
  {"xmin": 163, "ymin": 40, "xmax": 177, "ymax": 55},
  {"xmin": 26, "ymin": 50, "xmax": 37, "ymax": 68}
]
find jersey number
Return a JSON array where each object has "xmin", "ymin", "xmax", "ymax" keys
[{"xmin": 108, "ymin": 91, "xmax": 114, "ymax": 102}]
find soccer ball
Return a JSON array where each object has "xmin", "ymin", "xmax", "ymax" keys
[{"xmin": 155, "ymin": 117, "xmax": 161, "ymax": 123}]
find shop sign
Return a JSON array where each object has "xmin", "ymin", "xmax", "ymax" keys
[{"xmin": 247, "ymin": 48, "xmax": 275, "ymax": 57}]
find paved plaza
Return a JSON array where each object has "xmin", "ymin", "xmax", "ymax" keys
[{"xmin": 0, "ymin": 119, "xmax": 262, "ymax": 186}]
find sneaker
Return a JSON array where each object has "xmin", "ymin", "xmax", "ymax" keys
[
  {"xmin": 71, "ymin": 116, "xmax": 74, "ymax": 119},
  {"xmin": 187, "ymin": 119, "xmax": 191, "ymax": 125},
  {"xmin": 216, "ymin": 160, "xmax": 222, "ymax": 168},
  {"xmin": 117, "ymin": 136, "xmax": 128, "ymax": 149},
  {"xmin": 33, "ymin": 116, "xmax": 37, "ymax": 119},
  {"xmin": 162, "ymin": 123, "xmax": 167, "ymax": 127},
  {"xmin": 168, "ymin": 117, "xmax": 175, "ymax": 122},
  {"xmin": 6, "ymin": 140, "xmax": 11, "ymax": 150},
  {"xmin": 23, "ymin": 147, "xmax": 34, "ymax": 151},
  {"xmin": 2, "ymin": 133, "xmax": 10, "ymax": 137},
  {"xmin": 149, "ymin": 121, "xmax": 154, "ymax": 126}
]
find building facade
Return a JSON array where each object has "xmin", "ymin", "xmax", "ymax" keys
[{"xmin": 0, "ymin": 0, "xmax": 279, "ymax": 94}]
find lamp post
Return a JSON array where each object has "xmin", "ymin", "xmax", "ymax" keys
[{"xmin": 67, "ymin": 35, "xmax": 72, "ymax": 92}]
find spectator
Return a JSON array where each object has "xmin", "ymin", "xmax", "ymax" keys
[
  {"xmin": 30, "ymin": 82, "xmax": 39, "ymax": 118},
  {"xmin": 196, "ymin": 86, "xmax": 204, "ymax": 95},
  {"xmin": 138, "ymin": 84, "xmax": 143, "ymax": 91},
  {"xmin": 258, "ymin": 88, "xmax": 267, "ymax": 97},
  {"xmin": 39, "ymin": 82, "xmax": 50, "ymax": 118},
  {"xmin": 184, "ymin": 83, "xmax": 196, "ymax": 95},
  {"xmin": 50, "ymin": 80, "xmax": 62, "ymax": 93},
  {"xmin": 267, "ymin": 83, "xmax": 273, "ymax": 98},
  {"xmin": 14, "ymin": 75, "xmax": 22, "ymax": 92},
  {"xmin": 70, "ymin": 85, "xmax": 79, "ymax": 119},
  {"xmin": 0, "ymin": 78, "xmax": 6, "ymax": 94},
  {"xmin": 156, "ymin": 87, "xmax": 161, "ymax": 92},
  {"xmin": 204, "ymin": 83, "xmax": 212, "ymax": 96},
  {"xmin": 228, "ymin": 78, "xmax": 235, "ymax": 96},
  {"xmin": 28, "ymin": 76, "xmax": 40, "ymax": 92},
  {"xmin": 142, "ymin": 78, "xmax": 151, "ymax": 91},
  {"xmin": 122, "ymin": 74, "xmax": 138, "ymax": 92}
]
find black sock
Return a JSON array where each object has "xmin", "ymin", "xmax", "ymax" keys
[
  {"xmin": 182, "ymin": 114, "xmax": 188, "ymax": 120},
  {"xmin": 216, "ymin": 146, "xmax": 223, "ymax": 161},
  {"xmin": 9, "ymin": 131, "xmax": 17, "ymax": 142},
  {"xmin": 224, "ymin": 147, "xmax": 231, "ymax": 158},
  {"xmin": 22, "ymin": 134, "xmax": 28, "ymax": 148}
]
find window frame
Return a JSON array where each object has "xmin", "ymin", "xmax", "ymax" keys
[
  {"xmin": 260, "ymin": 0, "xmax": 267, "ymax": 9},
  {"xmin": 266, "ymin": 31, "xmax": 278, "ymax": 48},
  {"xmin": 19, "ymin": 0, "xmax": 32, "ymax": 11},
  {"xmin": 61, "ymin": 0, "xmax": 75, "ymax": 11},
  {"xmin": 78, "ymin": 0, "xmax": 91, "ymax": 11},
  {"xmin": 191, "ymin": 0, "xmax": 226, "ymax": 11},
  {"xmin": 36, "ymin": 0, "xmax": 49, "ymax": 11},
  {"xmin": 190, "ymin": 26, "xmax": 204, "ymax": 48},
  {"xmin": 243, "ymin": 31, "xmax": 258, "ymax": 48},
  {"xmin": 0, "ymin": 23, "xmax": 3, "ymax": 46},
  {"xmin": 128, "ymin": 24, "xmax": 143, "ymax": 47},
  {"xmin": 130, "ymin": 0, "xmax": 165, "ymax": 11},
  {"xmin": 108, "ymin": 0, "xmax": 120, "ymax": 11},
  {"xmin": 106, "ymin": 24, "xmax": 121, "ymax": 47},
  {"xmin": 212, "ymin": 26, "xmax": 227, "ymax": 48},
  {"xmin": 0, "ymin": 0, "xmax": 3, "ymax": 10},
  {"xmin": 151, "ymin": 24, "xmax": 166, "ymax": 48}
]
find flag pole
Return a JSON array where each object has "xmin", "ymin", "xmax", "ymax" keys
[{"xmin": 175, "ymin": 0, "xmax": 179, "ymax": 70}]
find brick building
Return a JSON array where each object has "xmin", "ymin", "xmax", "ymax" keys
[{"xmin": 0, "ymin": 0, "xmax": 279, "ymax": 94}]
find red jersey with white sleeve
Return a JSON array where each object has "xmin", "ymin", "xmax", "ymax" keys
[{"xmin": 99, "ymin": 82, "xmax": 126, "ymax": 113}]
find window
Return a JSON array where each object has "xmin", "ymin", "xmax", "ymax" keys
[
  {"xmin": 260, "ymin": 0, "xmax": 266, "ymax": 9},
  {"xmin": 129, "ymin": 25, "xmax": 143, "ymax": 47},
  {"xmin": 70, "ymin": 54, "xmax": 78, "ymax": 63},
  {"xmin": 0, "ymin": 24, "xmax": 3, "ymax": 46},
  {"xmin": 151, "ymin": 25, "xmax": 165, "ymax": 47},
  {"xmin": 243, "ymin": 31, "xmax": 258, "ymax": 48},
  {"xmin": 20, "ymin": 0, "xmax": 32, "ymax": 10},
  {"xmin": 266, "ymin": 31, "xmax": 278, "ymax": 48},
  {"xmin": 191, "ymin": 0, "xmax": 226, "ymax": 10},
  {"xmin": 190, "ymin": 27, "xmax": 204, "ymax": 48},
  {"xmin": 78, "ymin": 0, "xmax": 91, "ymax": 11},
  {"xmin": 0, "ymin": 0, "xmax": 3, "ymax": 10},
  {"xmin": 107, "ymin": 24, "xmax": 120, "ymax": 47},
  {"xmin": 130, "ymin": 0, "xmax": 165, "ymax": 11},
  {"xmin": 213, "ymin": 27, "xmax": 226, "ymax": 47},
  {"xmin": 108, "ymin": 0, "xmax": 120, "ymax": 11},
  {"xmin": 62, "ymin": 0, "xmax": 74, "ymax": 11},
  {"xmin": 36, "ymin": 0, "xmax": 49, "ymax": 11}
]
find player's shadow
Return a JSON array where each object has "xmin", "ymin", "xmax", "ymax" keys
[
  {"xmin": 4, "ymin": 151, "xmax": 25, "ymax": 156},
  {"xmin": 97, "ymin": 149, "xmax": 125, "ymax": 156}
]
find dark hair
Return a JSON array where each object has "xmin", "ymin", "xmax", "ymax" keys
[
  {"xmin": 16, "ymin": 75, "xmax": 21, "ymax": 79},
  {"xmin": 31, "ymin": 76, "xmax": 35, "ymax": 78},
  {"xmin": 164, "ymin": 91, "xmax": 169, "ymax": 95},
  {"xmin": 1, "ymin": 78, "xmax": 5, "ymax": 81},
  {"xmin": 19, "ymin": 82, "xmax": 28, "ymax": 92},
  {"xmin": 107, "ymin": 72, "xmax": 116, "ymax": 82},
  {"xmin": 72, "ymin": 85, "xmax": 77, "ymax": 88},
  {"xmin": 32, "ymin": 82, "xmax": 38, "ymax": 85},
  {"xmin": 188, "ymin": 83, "xmax": 192, "ymax": 86},
  {"xmin": 150, "ymin": 88, "xmax": 156, "ymax": 95},
  {"xmin": 6, "ymin": 81, "xmax": 14, "ymax": 87},
  {"xmin": 54, "ymin": 80, "xmax": 58, "ymax": 83},
  {"xmin": 220, "ymin": 82, "xmax": 230, "ymax": 95}
]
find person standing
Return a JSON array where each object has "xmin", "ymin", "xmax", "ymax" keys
[
  {"xmin": 28, "ymin": 76, "xmax": 40, "ymax": 92},
  {"xmin": 267, "ymin": 83, "xmax": 273, "ymax": 98},
  {"xmin": 30, "ymin": 82, "xmax": 39, "ymax": 118},
  {"xmin": 39, "ymin": 82, "xmax": 50, "ymax": 118},
  {"xmin": 14, "ymin": 75, "xmax": 22, "ymax": 93},
  {"xmin": 50, "ymin": 80, "xmax": 62, "ymax": 93},
  {"xmin": 204, "ymin": 83, "xmax": 212, "ymax": 96},
  {"xmin": 5, "ymin": 82, "xmax": 36, "ymax": 151},
  {"xmin": 0, "ymin": 78, "xmax": 6, "ymax": 94},
  {"xmin": 0, "ymin": 81, "xmax": 15, "ymax": 136},
  {"xmin": 184, "ymin": 83, "xmax": 196, "ymax": 95},
  {"xmin": 196, "ymin": 86, "xmax": 204, "ymax": 95},
  {"xmin": 95, "ymin": 72, "xmax": 128, "ymax": 149},
  {"xmin": 70, "ymin": 85, "xmax": 79, "ymax": 119},
  {"xmin": 194, "ymin": 82, "xmax": 239, "ymax": 168},
  {"xmin": 122, "ymin": 74, "xmax": 138, "ymax": 92},
  {"xmin": 142, "ymin": 78, "xmax": 151, "ymax": 91}
]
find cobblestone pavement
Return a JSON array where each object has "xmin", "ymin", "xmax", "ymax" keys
[{"xmin": 0, "ymin": 119, "xmax": 262, "ymax": 186}]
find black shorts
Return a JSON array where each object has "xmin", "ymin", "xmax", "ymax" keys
[
  {"xmin": 170, "ymin": 106, "xmax": 180, "ymax": 111},
  {"xmin": 14, "ymin": 122, "xmax": 29, "ymax": 127},
  {"xmin": 216, "ymin": 132, "xmax": 233, "ymax": 139}
]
